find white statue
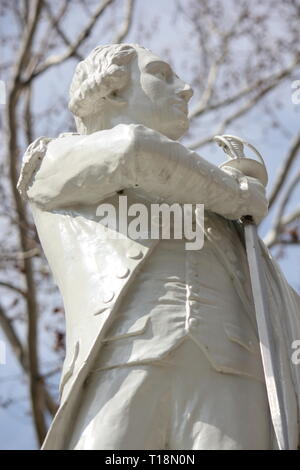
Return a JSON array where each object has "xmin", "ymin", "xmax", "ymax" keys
[{"xmin": 17, "ymin": 44, "xmax": 300, "ymax": 450}]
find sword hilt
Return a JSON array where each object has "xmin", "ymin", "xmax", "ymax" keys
[
  {"xmin": 214, "ymin": 135, "xmax": 268, "ymax": 225},
  {"xmin": 213, "ymin": 134, "xmax": 268, "ymax": 187}
]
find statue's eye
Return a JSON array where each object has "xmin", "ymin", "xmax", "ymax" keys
[
  {"xmin": 146, "ymin": 62, "xmax": 172, "ymax": 82},
  {"xmin": 155, "ymin": 70, "xmax": 168, "ymax": 80}
]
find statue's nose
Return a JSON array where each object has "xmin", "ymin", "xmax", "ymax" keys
[{"xmin": 177, "ymin": 83, "xmax": 193, "ymax": 102}]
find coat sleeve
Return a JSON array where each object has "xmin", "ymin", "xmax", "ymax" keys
[{"xmin": 19, "ymin": 124, "xmax": 268, "ymax": 222}]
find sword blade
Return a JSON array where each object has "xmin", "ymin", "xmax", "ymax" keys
[{"xmin": 244, "ymin": 220, "xmax": 290, "ymax": 450}]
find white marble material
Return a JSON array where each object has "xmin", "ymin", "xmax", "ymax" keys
[{"xmin": 17, "ymin": 44, "xmax": 300, "ymax": 450}]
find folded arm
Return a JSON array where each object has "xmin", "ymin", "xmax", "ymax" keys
[{"xmin": 22, "ymin": 124, "xmax": 268, "ymax": 222}]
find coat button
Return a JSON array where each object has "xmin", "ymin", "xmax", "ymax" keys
[
  {"xmin": 126, "ymin": 247, "xmax": 143, "ymax": 259},
  {"xmin": 188, "ymin": 317, "xmax": 199, "ymax": 327},
  {"xmin": 116, "ymin": 267, "xmax": 130, "ymax": 279},
  {"xmin": 102, "ymin": 290, "xmax": 115, "ymax": 303}
]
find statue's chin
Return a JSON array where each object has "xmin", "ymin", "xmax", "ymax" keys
[{"xmin": 162, "ymin": 118, "xmax": 189, "ymax": 140}]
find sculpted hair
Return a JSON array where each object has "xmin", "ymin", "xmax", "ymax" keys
[{"xmin": 69, "ymin": 44, "xmax": 139, "ymax": 124}]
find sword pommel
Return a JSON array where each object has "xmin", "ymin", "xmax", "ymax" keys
[{"xmin": 213, "ymin": 134, "xmax": 268, "ymax": 187}]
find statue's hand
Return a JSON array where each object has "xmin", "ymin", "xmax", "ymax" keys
[
  {"xmin": 221, "ymin": 165, "xmax": 268, "ymax": 224},
  {"xmin": 241, "ymin": 175, "xmax": 269, "ymax": 224}
]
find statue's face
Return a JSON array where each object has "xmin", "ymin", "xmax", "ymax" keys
[{"xmin": 118, "ymin": 48, "xmax": 193, "ymax": 140}]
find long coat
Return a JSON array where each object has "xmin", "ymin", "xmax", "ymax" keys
[{"xmin": 17, "ymin": 126, "xmax": 300, "ymax": 449}]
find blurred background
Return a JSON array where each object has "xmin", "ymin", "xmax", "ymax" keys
[{"xmin": 0, "ymin": 0, "xmax": 300, "ymax": 449}]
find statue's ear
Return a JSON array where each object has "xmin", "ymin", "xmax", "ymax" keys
[{"xmin": 105, "ymin": 89, "xmax": 127, "ymax": 107}]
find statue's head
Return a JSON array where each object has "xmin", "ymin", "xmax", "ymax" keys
[{"xmin": 69, "ymin": 43, "xmax": 193, "ymax": 140}]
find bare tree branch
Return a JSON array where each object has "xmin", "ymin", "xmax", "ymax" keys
[
  {"xmin": 23, "ymin": 0, "xmax": 115, "ymax": 83},
  {"xmin": 23, "ymin": 86, "xmax": 33, "ymax": 145},
  {"xmin": 189, "ymin": 53, "xmax": 300, "ymax": 120},
  {"xmin": 276, "ymin": 172, "xmax": 300, "ymax": 224},
  {"xmin": 9, "ymin": 0, "xmax": 43, "ymax": 90},
  {"xmin": 112, "ymin": 0, "xmax": 135, "ymax": 43},
  {"xmin": 268, "ymin": 132, "xmax": 300, "ymax": 209},
  {"xmin": 189, "ymin": 6, "xmax": 250, "ymax": 119},
  {"xmin": 0, "ymin": 301, "xmax": 58, "ymax": 417},
  {"xmin": 43, "ymin": 1, "xmax": 83, "ymax": 61},
  {"xmin": 272, "ymin": 239, "xmax": 300, "ymax": 246},
  {"xmin": 6, "ymin": 0, "xmax": 48, "ymax": 446},
  {"xmin": 0, "ymin": 248, "xmax": 40, "ymax": 261},
  {"xmin": 189, "ymin": 81, "xmax": 298, "ymax": 150},
  {"xmin": 0, "ymin": 302, "xmax": 28, "ymax": 370},
  {"xmin": 281, "ymin": 206, "xmax": 300, "ymax": 226},
  {"xmin": 189, "ymin": 59, "xmax": 219, "ymax": 119},
  {"xmin": 188, "ymin": 134, "xmax": 216, "ymax": 150},
  {"xmin": 264, "ymin": 172, "xmax": 300, "ymax": 248},
  {"xmin": 0, "ymin": 281, "xmax": 27, "ymax": 297}
]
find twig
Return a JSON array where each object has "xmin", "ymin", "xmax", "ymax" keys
[
  {"xmin": 264, "ymin": 172, "xmax": 300, "ymax": 248},
  {"xmin": 268, "ymin": 132, "xmax": 300, "ymax": 209},
  {"xmin": 23, "ymin": 0, "xmax": 115, "ymax": 84},
  {"xmin": 43, "ymin": 1, "xmax": 83, "ymax": 61},
  {"xmin": 0, "ymin": 281, "xmax": 27, "ymax": 297},
  {"xmin": 6, "ymin": 0, "xmax": 49, "ymax": 445},
  {"xmin": 0, "ymin": 301, "xmax": 58, "ymax": 416},
  {"xmin": 0, "ymin": 302, "xmax": 28, "ymax": 370},
  {"xmin": 188, "ymin": 83, "xmax": 294, "ymax": 150},
  {"xmin": 112, "ymin": 0, "xmax": 135, "ymax": 43},
  {"xmin": 189, "ymin": 54, "xmax": 300, "ymax": 120}
]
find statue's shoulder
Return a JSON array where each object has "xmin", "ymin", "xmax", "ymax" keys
[{"xmin": 17, "ymin": 132, "xmax": 80, "ymax": 199}]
